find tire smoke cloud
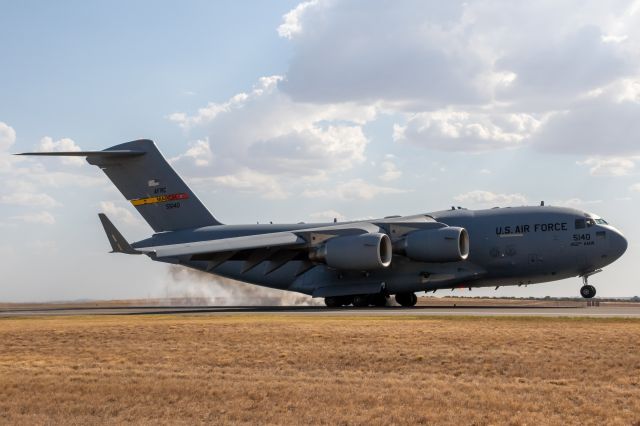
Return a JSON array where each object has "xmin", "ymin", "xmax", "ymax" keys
[{"xmin": 164, "ymin": 265, "xmax": 322, "ymax": 306}]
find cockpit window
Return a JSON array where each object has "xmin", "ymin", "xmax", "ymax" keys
[
  {"xmin": 586, "ymin": 218, "xmax": 596, "ymax": 227},
  {"xmin": 575, "ymin": 219, "xmax": 585, "ymax": 229},
  {"xmin": 595, "ymin": 218, "xmax": 608, "ymax": 225}
]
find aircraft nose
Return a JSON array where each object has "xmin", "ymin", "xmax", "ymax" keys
[{"xmin": 609, "ymin": 228, "xmax": 628, "ymax": 261}]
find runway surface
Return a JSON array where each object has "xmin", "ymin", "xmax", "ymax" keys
[{"xmin": 2, "ymin": 304, "xmax": 640, "ymax": 318}]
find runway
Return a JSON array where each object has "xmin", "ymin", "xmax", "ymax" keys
[{"xmin": 2, "ymin": 304, "xmax": 640, "ymax": 318}]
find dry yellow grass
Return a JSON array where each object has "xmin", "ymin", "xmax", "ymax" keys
[{"xmin": 0, "ymin": 315, "xmax": 639, "ymax": 425}]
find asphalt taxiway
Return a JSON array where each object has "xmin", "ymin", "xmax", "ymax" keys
[{"xmin": 2, "ymin": 304, "xmax": 640, "ymax": 318}]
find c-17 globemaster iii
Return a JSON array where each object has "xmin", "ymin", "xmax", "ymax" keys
[{"xmin": 19, "ymin": 139, "xmax": 628, "ymax": 307}]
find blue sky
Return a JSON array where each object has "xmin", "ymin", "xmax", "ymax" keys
[
  {"xmin": 1, "ymin": 1, "xmax": 639, "ymax": 302},
  {"xmin": 0, "ymin": 1, "xmax": 296, "ymax": 147}
]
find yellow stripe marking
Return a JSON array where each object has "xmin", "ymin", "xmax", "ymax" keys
[{"xmin": 130, "ymin": 193, "xmax": 189, "ymax": 206}]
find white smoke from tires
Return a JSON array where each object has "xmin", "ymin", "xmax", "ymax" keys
[{"xmin": 164, "ymin": 265, "xmax": 322, "ymax": 306}]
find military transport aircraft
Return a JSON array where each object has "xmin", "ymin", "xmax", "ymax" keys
[{"xmin": 19, "ymin": 139, "xmax": 628, "ymax": 307}]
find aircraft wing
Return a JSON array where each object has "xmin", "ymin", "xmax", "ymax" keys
[{"xmin": 138, "ymin": 222, "xmax": 382, "ymax": 259}]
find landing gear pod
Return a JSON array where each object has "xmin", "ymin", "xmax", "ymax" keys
[
  {"xmin": 310, "ymin": 233, "xmax": 393, "ymax": 270},
  {"xmin": 396, "ymin": 227, "xmax": 469, "ymax": 262}
]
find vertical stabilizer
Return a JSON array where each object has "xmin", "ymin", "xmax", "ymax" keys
[
  {"xmin": 19, "ymin": 139, "xmax": 221, "ymax": 231},
  {"xmin": 88, "ymin": 139, "xmax": 221, "ymax": 231}
]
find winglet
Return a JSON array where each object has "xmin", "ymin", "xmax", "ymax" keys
[{"xmin": 98, "ymin": 213, "xmax": 140, "ymax": 255}]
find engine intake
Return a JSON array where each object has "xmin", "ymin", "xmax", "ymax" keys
[
  {"xmin": 309, "ymin": 233, "xmax": 392, "ymax": 270},
  {"xmin": 397, "ymin": 227, "xmax": 469, "ymax": 262}
]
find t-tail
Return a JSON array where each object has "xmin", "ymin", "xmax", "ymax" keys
[{"xmin": 17, "ymin": 139, "xmax": 221, "ymax": 232}]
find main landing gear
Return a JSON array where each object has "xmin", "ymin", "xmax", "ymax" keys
[
  {"xmin": 324, "ymin": 294, "xmax": 389, "ymax": 308},
  {"xmin": 324, "ymin": 296, "xmax": 345, "ymax": 308},
  {"xmin": 324, "ymin": 292, "xmax": 419, "ymax": 307},
  {"xmin": 394, "ymin": 292, "xmax": 418, "ymax": 307},
  {"xmin": 579, "ymin": 271, "xmax": 600, "ymax": 299}
]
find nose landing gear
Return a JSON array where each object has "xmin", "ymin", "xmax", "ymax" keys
[{"xmin": 579, "ymin": 271, "xmax": 601, "ymax": 299}]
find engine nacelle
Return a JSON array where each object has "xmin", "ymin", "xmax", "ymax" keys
[
  {"xmin": 309, "ymin": 233, "xmax": 393, "ymax": 270},
  {"xmin": 397, "ymin": 227, "xmax": 469, "ymax": 262}
]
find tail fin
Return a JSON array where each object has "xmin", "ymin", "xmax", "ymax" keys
[{"xmin": 18, "ymin": 139, "xmax": 221, "ymax": 232}]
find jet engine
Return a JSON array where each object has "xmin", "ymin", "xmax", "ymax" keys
[
  {"xmin": 309, "ymin": 233, "xmax": 393, "ymax": 270},
  {"xmin": 395, "ymin": 227, "xmax": 469, "ymax": 262}
]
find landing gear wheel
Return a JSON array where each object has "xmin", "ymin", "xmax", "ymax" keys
[
  {"xmin": 395, "ymin": 292, "xmax": 418, "ymax": 307},
  {"xmin": 580, "ymin": 285, "xmax": 596, "ymax": 299},
  {"xmin": 324, "ymin": 296, "xmax": 342, "ymax": 308},
  {"xmin": 352, "ymin": 295, "xmax": 370, "ymax": 307},
  {"xmin": 370, "ymin": 294, "xmax": 388, "ymax": 307},
  {"xmin": 339, "ymin": 296, "xmax": 354, "ymax": 307}
]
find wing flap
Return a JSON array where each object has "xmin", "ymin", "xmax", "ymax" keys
[{"xmin": 141, "ymin": 231, "xmax": 306, "ymax": 258}]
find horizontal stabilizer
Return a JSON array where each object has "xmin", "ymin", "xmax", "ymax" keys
[
  {"xmin": 98, "ymin": 213, "xmax": 140, "ymax": 255},
  {"xmin": 15, "ymin": 150, "xmax": 145, "ymax": 157}
]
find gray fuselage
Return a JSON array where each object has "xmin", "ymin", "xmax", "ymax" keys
[{"xmin": 133, "ymin": 205, "xmax": 628, "ymax": 297}]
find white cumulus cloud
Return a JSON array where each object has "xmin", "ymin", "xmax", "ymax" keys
[
  {"xmin": 37, "ymin": 136, "xmax": 83, "ymax": 166},
  {"xmin": 193, "ymin": 169, "xmax": 288, "ymax": 200},
  {"xmin": 531, "ymin": 85, "xmax": 640, "ymax": 155},
  {"xmin": 279, "ymin": 1, "xmax": 636, "ymax": 109},
  {"xmin": 10, "ymin": 211, "xmax": 55, "ymax": 225},
  {"xmin": 277, "ymin": 0, "xmax": 319, "ymax": 39},
  {"xmin": 169, "ymin": 76, "xmax": 377, "ymax": 197},
  {"xmin": 379, "ymin": 160, "xmax": 402, "ymax": 182},
  {"xmin": 578, "ymin": 157, "xmax": 636, "ymax": 176},
  {"xmin": 0, "ymin": 192, "xmax": 59, "ymax": 208},
  {"xmin": 454, "ymin": 190, "xmax": 527, "ymax": 206},
  {"xmin": 99, "ymin": 201, "xmax": 141, "ymax": 226},
  {"xmin": 170, "ymin": 138, "xmax": 213, "ymax": 167},
  {"xmin": 0, "ymin": 122, "xmax": 16, "ymax": 150},
  {"xmin": 276, "ymin": 0, "xmax": 640, "ymax": 155},
  {"xmin": 309, "ymin": 209, "xmax": 345, "ymax": 222},
  {"xmin": 394, "ymin": 109, "xmax": 543, "ymax": 151},
  {"xmin": 303, "ymin": 179, "xmax": 409, "ymax": 201},
  {"xmin": 552, "ymin": 198, "xmax": 603, "ymax": 207}
]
